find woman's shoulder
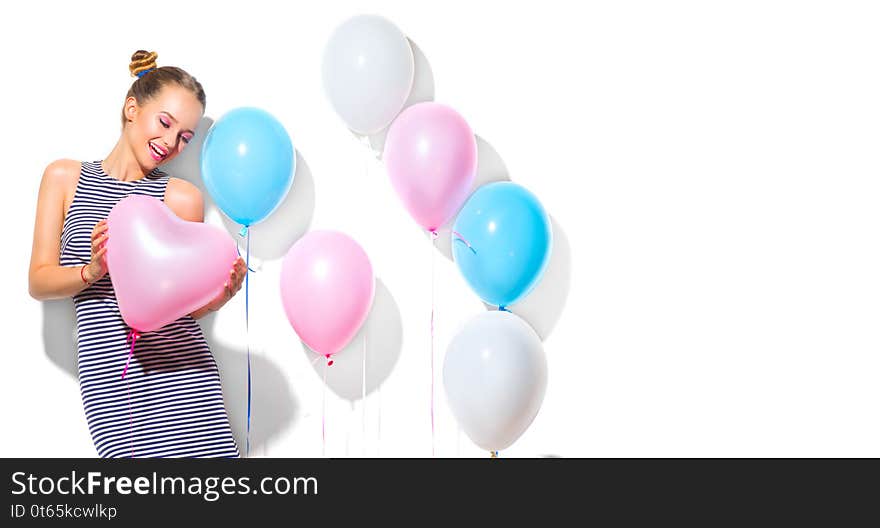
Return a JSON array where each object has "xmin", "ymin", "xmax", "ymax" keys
[
  {"xmin": 41, "ymin": 159, "xmax": 82, "ymax": 196},
  {"xmin": 165, "ymin": 176, "xmax": 203, "ymax": 202},
  {"xmin": 42, "ymin": 159, "xmax": 81, "ymax": 184},
  {"xmin": 165, "ymin": 176, "xmax": 204, "ymax": 222}
]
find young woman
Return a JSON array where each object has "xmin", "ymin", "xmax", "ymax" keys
[{"xmin": 28, "ymin": 50, "xmax": 247, "ymax": 457}]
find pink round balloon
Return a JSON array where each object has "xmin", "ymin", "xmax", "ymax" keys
[
  {"xmin": 383, "ymin": 102, "xmax": 477, "ymax": 232},
  {"xmin": 106, "ymin": 194, "xmax": 238, "ymax": 333},
  {"xmin": 280, "ymin": 230, "xmax": 375, "ymax": 357}
]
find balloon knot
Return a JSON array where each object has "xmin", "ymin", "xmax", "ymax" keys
[
  {"xmin": 126, "ymin": 329, "xmax": 141, "ymax": 343},
  {"xmin": 325, "ymin": 354, "xmax": 334, "ymax": 367},
  {"xmin": 429, "ymin": 229, "xmax": 439, "ymax": 240},
  {"xmin": 121, "ymin": 329, "xmax": 140, "ymax": 380},
  {"xmin": 239, "ymin": 225, "xmax": 249, "ymax": 237}
]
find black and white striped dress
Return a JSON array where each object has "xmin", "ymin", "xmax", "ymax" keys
[{"xmin": 60, "ymin": 160, "xmax": 240, "ymax": 458}]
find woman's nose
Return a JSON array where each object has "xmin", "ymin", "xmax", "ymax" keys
[{"xmin": 162, "ymin": 133, "xmax": 178, "ymax": 152}]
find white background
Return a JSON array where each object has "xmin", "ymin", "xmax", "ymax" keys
[{"xmin": 3, "ymin": 1, "xmax": 879, "ymax": 457}]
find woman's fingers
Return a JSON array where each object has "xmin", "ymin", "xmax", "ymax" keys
[
  {"xmin": 227, "ymin": 258, "xmax": 246, "ymax": 295},
  {"xmin": 236, "ymin": 260, "xmax": 247, "ymax": 285},
  {"xmin": 91, "ymin": 223, "xmax": 108, "ymax": 240},
  {"xmin": 92, "ymin": 234, "xmax": 108, "ymax": 252},
  {"xmin": 91, "ymin": 219, "xmax": 108, "ymax": 255},
  {"xmin": 214, "ymin": 260, "xmax": 249, "ymax": 309},
  {"xmin": 233, "ymin": 258, "xmax": 246, "ymax": 278}
]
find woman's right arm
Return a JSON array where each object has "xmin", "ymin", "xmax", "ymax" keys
[{"xmin": 28, "ymin": 160, "xmax": 108, "ymax": 301}]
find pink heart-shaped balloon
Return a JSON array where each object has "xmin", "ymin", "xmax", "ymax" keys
[{"xmin": 106, "ymin": 194, "xmax": 237, "ymax": 333}]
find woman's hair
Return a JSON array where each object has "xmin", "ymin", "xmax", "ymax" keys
[{"xmin": 121, "ymin": 50, "xmax": 206, "ymax": 127}]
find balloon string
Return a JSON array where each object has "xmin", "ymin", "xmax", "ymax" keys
[
  {"xmin": 121, "ymin": 329, "xmax": 140, "ymax": 379},
  {"xmin": 449, "ymin": 229, "xmax": 476, "ymax": 254},
  {"xmin": 322, "ymin": 358, "xmax": 327, "ymax": 457},
  {"xmin": 127, "ymin": 376, "xmax": 133, "ymax": 458},
  {"xmin": 360, "ymin": 134, "xmax": 369, "ymax": 457},
  {"xmin": 321, "ymin": 352, "xmax": 333, "ymax": 457},
  {"xmin": 236, "ymin": 244, "xmax": 257, "ymax": 272},
  {"xmin": 346, "ymin": 401, "xmax": 352, "ymax": 458},
  {"xmin": 122, "ymin": 329, "xmax": 139, "ymax": 458},
  {"xmin": 426, "ymin": 226, "xmax": 476, "ymax": 253},
  {"xmin": 362, "ymin": 332, "xmax": 366, "ymax": 457},
  {"xmin": 377, "ymin": 384, "xmax": 382, "ymax": 457},
  {"xmin": 430, "ymin": 230, "xmax": 438, "ymax": 457},
  {"xmin": 362, "ymin": 135, "xmax": 371, "ymax": 174},
  {"xmin": 359, "ymin": 132, "xmax": 377, "ymax": 160},
  {"xmin": 245, "ymin": 226, "xmax": 252, "ymax": 458}
]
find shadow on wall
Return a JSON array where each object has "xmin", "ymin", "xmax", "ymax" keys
[
  {"xmin": 221, "ymin": 151, "xmax": 315, "ymax": 263},
  {"xmin": 351, "ymin": 38, "xmax": 435, "ymax": 158},
  {"xmin": 197, "ymin": 312, "xmax": 299, "ymax": 454},
  {"xmin": 163, "ymin": 116, "xmax": 317, "ymax": 266},
  {"xmin": 429, "ymin": 135, "xmax": 512, "ymax": 260},
  {"xmin": 42, "ymin": 298, "xmax": 78, "ymax": 378},
  {"xmin": 41, "ymin": 300, "xmax": 300, "ymax": 454},
  {"xmin": 429, "ymin": 135, "xmax": 572, "ymax": 342},
  {"xmin": 304, "ymin": 279, "xmax": 403, "ymax": 401},
  {"xmin": 490, "ymin": 216, "xmax": 572, "ymax": 342},
  {"xmin": 161, "ymin": 116, "xmax": 215, "ymax": 196}
]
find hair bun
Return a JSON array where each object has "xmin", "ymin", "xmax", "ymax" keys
[{"xmin": 129, "ymin": 50, "xmax": 158, "ymax": 78}]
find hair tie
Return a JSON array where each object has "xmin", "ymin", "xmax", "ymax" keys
[{"xmin": 136, "ymin": 67, "xmax": 156, "ymax": 79}]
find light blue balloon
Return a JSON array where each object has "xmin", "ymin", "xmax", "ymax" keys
[
  {"xmin": 452, "ymin": 182, "xmax": 552, "ymax": 308},
  {"xmin": 201, "ymin": 107, "xmax": 295, "ymax": 227}
]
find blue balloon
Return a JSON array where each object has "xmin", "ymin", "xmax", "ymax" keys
[
  {"xmin": 201, "ymin": 107, "xmax": 295, "ymax": 227},
  {"xmin": 452, "ymin": 182, "xmax": 552, "ymax": 308}
]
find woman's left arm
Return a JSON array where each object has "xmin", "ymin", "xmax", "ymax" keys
[{"xmin": 165, "ymin": 178, "xmax": 246, "ymax": 320}]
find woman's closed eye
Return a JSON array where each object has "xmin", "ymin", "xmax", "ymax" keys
[{"xmin": 160, "ymin": 117, "xmax": 192, "ymax": 144}]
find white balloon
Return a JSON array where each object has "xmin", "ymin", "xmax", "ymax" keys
[
  {"xmin": 322, "ymin": 15, "xmax": 414, "ymax": 134},
  {"xmin": 443, "ymin": 311, "xmax": 548, "ymax": 452}
]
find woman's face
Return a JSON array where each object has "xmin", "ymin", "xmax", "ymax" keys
[{"xmin": 123, "ymin": 84, "xmax": 203, "ymax": 170}]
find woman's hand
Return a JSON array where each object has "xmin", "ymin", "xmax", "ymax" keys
[
  {"xmin": 83, "ymin": 219, "xmax": 109, "ymax": 283},
  {"xmin": 203, "ymin": 256, "xmax": 248, "ymax": 313}
]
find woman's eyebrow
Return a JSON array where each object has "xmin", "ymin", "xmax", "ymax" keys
[{"xmin": 161, "ymin": 111, "xmax": 195, "ymax": 135}]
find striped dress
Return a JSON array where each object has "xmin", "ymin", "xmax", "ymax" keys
[{"xmin": 60, "ymin": 160, "xmax": 240, "ymax": 458}]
